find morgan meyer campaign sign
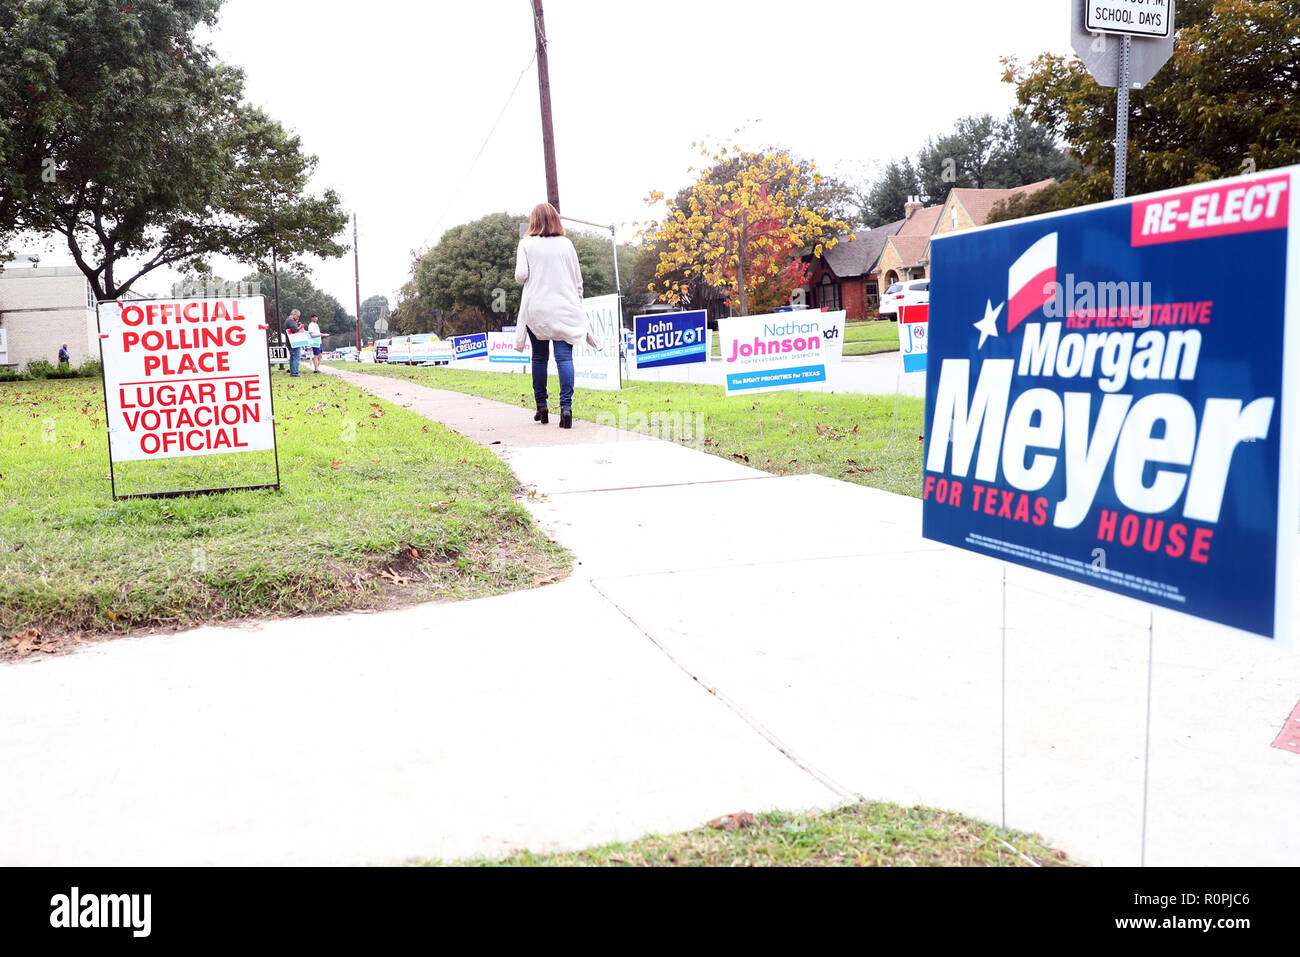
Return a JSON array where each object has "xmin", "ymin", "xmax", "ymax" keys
[
  {"xmin": 633, "ymin": 310, "xmax": 708, "ymax": 370},
  {"xmin": 98, "ymin": 296, "xmax": 275, "ymax": 463},
  {"xmin": 923, "ymin": 169, "xmax": 1298, "ymax": 642}
]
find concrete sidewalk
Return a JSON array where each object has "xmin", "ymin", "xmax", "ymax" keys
[{"xmin": 1, "ymin": 367, "xmax": 1296, "ymax": 866}]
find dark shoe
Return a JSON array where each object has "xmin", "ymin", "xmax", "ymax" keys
[
  {"xmin": 534, "ymin": 404, "xmax": 549, "ymax": 424},
  {"xmin": 559, "ymin": 411, "xmax": 572, "ymax": 429}
]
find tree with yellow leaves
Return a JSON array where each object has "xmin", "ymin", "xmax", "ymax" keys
[{"xmin": 643, "ymin": 141, "xmax": 854, "ymax": 316}]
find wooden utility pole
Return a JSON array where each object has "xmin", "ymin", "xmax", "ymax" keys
[
  {"xmin": 531, "ymin": 0, "xmax": 560, "ymax": 211},
  {"xmin": 353, "ymin": 213, "xmax": 363, "ymax": 350}
]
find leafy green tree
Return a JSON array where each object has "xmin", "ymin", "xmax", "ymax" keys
[
  {"xmin": 917, "ymin": 114, "xmax": 1000, "ymax": 201},
  {"xmin": 390, "ymin": 280, "xmax": 455, "ymax": 338},
  {"xmin": 987, "ymin": 111, "xmax": 1079, "ymax": 189},
  {"xmin": 1004, "ymin": 0, "xmax": 1300, "ymax": 203},
  {"xmin": 360, "ymin": 294, "xmax": 389, "ymax": 342},
  {"xmin": 415, "ymin": 212, "xmax": 525, "ymax": 331},
  {"xmin": 0, "ymin": 0, "xmax": 346, "ymax": 298},
  {"xmin": 862, "ymin": 159, "xmax": 922, "ymax": 226},
  {"xmin": 241, "ymin": 268, "xmax": 353, "ymax": 342}
]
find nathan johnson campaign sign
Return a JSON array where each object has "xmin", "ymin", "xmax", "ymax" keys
[
  {"xmin": 98, "ymin": 296, "xmax": 275, "ymax": 463},
  {"xmin": 718, "ymin": 312, "xmax": 829, "ymax": 395},
  {"xmin": 633, "ymin": 310, "xmax": 708, "ymax": 370},
  {"xmin": 923, "ymin": 168, "xmax": 1298, "ymax": 641}
]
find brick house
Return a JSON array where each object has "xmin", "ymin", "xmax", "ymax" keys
[
  {"xmin": 876, "ymin": 198, "xmax": 944, "ymax": 292},
  {"xmin": 872, "ymin": 180, "xmax": 1060, "ymax": 292},
  {"xmin": 802, "ymin": 219, "xmax": 904, "ymax": 319},
  {"xmin": 920, "ymin": 179, "xmax": 1057, "ymax": 270}
]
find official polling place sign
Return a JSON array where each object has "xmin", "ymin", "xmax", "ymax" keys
[
  {"xmin": 898, "ymin": 304, "xmax": 929, "ymax": 374},
  {"xmin": 923, "ymin": 168, "xmax": 1298, "ymax": 642},
  {"xmin": 451, "ymin": 333, "xmax": 488, "ymax": 361},
  {"xmin": 97, "ymin": 296, "xmax": 275, "ymax": 463},
  {"xmin": 633, "ymin": 310, "xmax": 708, "ymax": 370},
  {"xmin": 718, "ymin": 312, "xmax": 828, "ymax": 395}
]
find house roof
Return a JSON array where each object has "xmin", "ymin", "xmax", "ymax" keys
[
  {"xmin": 887, "ymin": 235, "xmax": 932, "ymax": 269},
  {"xmin": 897, "ymin": 204, "xmax": 943, "ymax": 237},
  {"xmin": 821, "ymin": 219, "xmax": 904, "ymax": 278},
  {"xmin": 949, "ymin": 178, "xmax": 1057, "ymax": 226}
]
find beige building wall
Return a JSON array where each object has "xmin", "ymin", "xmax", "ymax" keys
[
  {"xmin": 932, "ymin": 196, "xmax": 976, "ymax": 236},
  {"xmin": 877, "ymin": 243, "xmax": 903, "ymax": 288},
  {"xmin": 0, "ymin": 267, "xmax": 98, "ymax": 369}
]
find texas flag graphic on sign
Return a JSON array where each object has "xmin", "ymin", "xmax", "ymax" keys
[{"xmin": 1006, "ymin": 232, "xmax": 1057, "ymax": 332}]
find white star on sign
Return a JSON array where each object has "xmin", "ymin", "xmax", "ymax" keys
[{"xmin": 974, "ymin": 299, "xmax": 1004, "ymax": 349}]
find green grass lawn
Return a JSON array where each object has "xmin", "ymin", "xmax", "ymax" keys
[
  {"xmin": 0, "ymin": 375, "xmax": 568, "ymax": 653},
  {"xmin": 709, "ymin": 318, "xmax": 899, "ymax": 358},
  {"xmin": 425, "ymin": 801, "xmax": 1073, "ymax": 867},
  {"xmin": 843, "ymin": 318, "xmax": 901, "ymax": 357},
  {"xmin": 328, "ymin": 363, "xmax": 926, "ymax": 498}
]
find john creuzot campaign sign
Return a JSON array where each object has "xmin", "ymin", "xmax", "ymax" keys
[{"xmin": 924, "ymin": 168, "xmax": 1298, "ymax": 642}]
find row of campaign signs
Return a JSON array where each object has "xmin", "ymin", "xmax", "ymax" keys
[
  {"xmin": 370, "ymin": 294, "xmax": 901, "ymax": 397},
  {"xmin": 93, "ymin": 165, "xmax": 1298, "ymax": 647}
]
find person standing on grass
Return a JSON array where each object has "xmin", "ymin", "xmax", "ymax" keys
[
  {"xmin": 514, "ymin": 202, "xmax": 597, "ymax": 429},
  {"xmin": 57, "ymin": 343, "xmax": 70, "ymax": 366},
  {"xmin": 285, "ymin": 309, "xmax": 305, "ymax": 378},
  {"xmin": 307, "ymin": 314, "xmax": 323, "ymax": 373}
]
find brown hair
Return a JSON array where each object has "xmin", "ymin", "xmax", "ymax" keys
[{"xmin": 527, "ymin": 203, "xmax": 564, "ymax": 237}]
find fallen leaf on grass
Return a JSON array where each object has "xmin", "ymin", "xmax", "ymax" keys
[
  {"xmin": 410, "ymin": 548, "xmax": 420, "ymax": 558},
  {"xmin": 10, "ymin": 629, "xmax": 41, "ymax": 654},
  {"xmin": 331, "ymin": 459, "xmax": 343, "ymax": 470},
  {"xmin": 379, "ymin": 568, "xmax": 409, "ymax": 585},
  {"xmin": 708, "ymin": 812, "xmax": 756, "ymax": 831}
]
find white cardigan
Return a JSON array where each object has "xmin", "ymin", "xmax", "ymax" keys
[{"xmin": 514, "ymin": 235, "xmax": 589, "ymax": 348}]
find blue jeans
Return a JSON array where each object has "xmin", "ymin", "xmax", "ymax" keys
[
  {"xmin": 529, "ymin": 330, "xmax": 574, "ymax": 410},
  {"xmin": 289, "ymin": 346, "xmax": 302, "ymax": 376}
]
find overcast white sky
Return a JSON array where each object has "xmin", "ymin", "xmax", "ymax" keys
[{"xmin": 29, "ymin": 0, "xmax": 1078, "ymax": 309}]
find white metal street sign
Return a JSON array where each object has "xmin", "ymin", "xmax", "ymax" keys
[{"xmin": 1086, "ymin": 0, "xmax": 1174, "ymax": 39}]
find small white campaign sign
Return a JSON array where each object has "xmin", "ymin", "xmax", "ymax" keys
[
  {"xmin": 718, "ymin": 312, "xmax": 828, "ymax": 396},
  {"xmin": 1086, "ymin": 0, "xmax": 1174, "ymax": 38},
  {"xmin": 575, "ymin": 294, "xmax": 622, "ymax": 391},
  {"xmin": 98, "ymin": 297, "xmax": 274, "ymax": 463}
]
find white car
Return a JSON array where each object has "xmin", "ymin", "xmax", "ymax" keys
[{"xmin": 879, "ymin": 279, "xmax": 929, "ymax": 320}]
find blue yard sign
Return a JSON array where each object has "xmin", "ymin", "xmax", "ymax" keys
[
  {"xmin": 451, "ymin": 333, "xmax": 488, "ymax": 361},
  {"xmin": 924, "ymin": 168, "xmax": 1298, "ymax": 642},
  {"xmin": 633, "ymin": 310, "xmax": 709, "ymax": 370}
]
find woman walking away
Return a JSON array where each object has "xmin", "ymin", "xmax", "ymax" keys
[{"xmin": 514, "ymin": 202, "xmax": 597, "ymax": 429}]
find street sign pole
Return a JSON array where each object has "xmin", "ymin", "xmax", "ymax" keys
[
  {"xmin": 1072, "ymin": 1, "xmax": 1176, "ymax": 200},
  {"xmin": 1115, "ymin": 35, "xmax": 1132, "ymax": 199}
]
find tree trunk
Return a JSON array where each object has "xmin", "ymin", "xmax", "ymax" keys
[{"xmin": 736, "ymin": 209, "xmax": 749, "ymax": 317}]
